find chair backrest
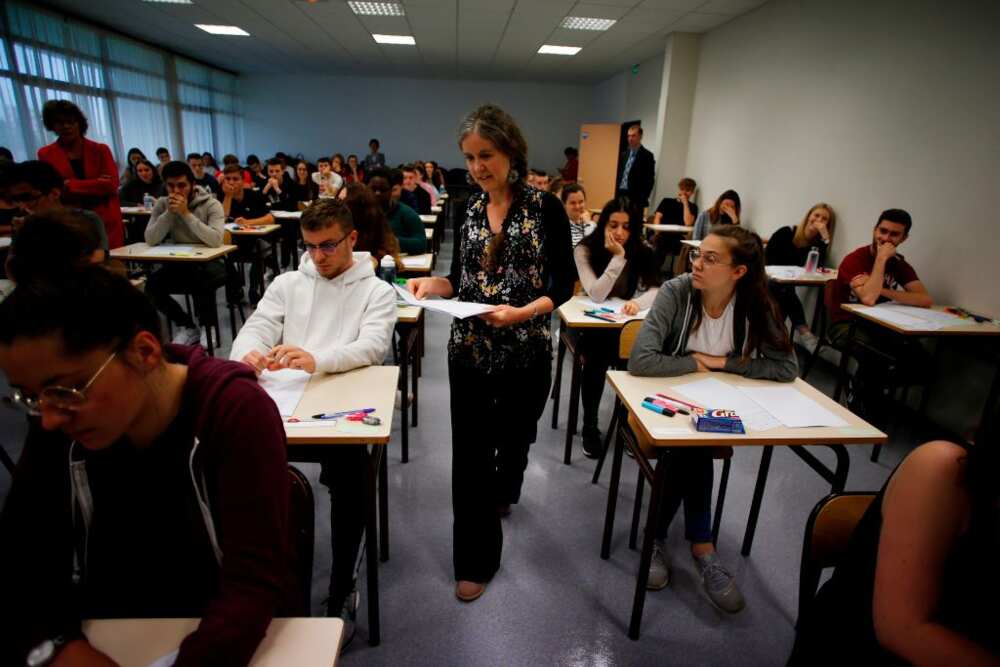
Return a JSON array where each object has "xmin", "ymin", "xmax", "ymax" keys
[
  {"xmin": 572, "ymin": 280, "xmax": 583, "ymax": 296},
  {"xmin": 619, "ymin": 319, "xmax": 644, "ymax": 360},
  {"xmin": 287, "ymin": 464, "xmax": 315, "ymax": 616},
  {"xmin": 673, "ymin": 243, "xmax": 692, "ymax": 277},
  {"xmin": 797, "ymin": 492, "xmax": 876, "ymax": 627}
]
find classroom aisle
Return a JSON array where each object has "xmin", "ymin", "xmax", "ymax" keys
[{"xmin": 0, "ymin": 235, "xmax": 938, "ymax": 666}]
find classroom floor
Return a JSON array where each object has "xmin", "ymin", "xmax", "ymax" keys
[{"xmin": 0, "ymin": 232, "xmax": 948, "ymax": 666}]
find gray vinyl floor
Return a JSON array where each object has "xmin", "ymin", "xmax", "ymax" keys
[{"xmin": 0, "ymin": 230, "xmax": 946, "ymax": 666}]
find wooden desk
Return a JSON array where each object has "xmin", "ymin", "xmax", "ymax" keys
[
  {"xmin": 602, "ymin": 369, "xmax": 885, "ymax": 639},
  {"xmin": 228, "ymin": 225, "xmax": 283, "ymax": 302},
  {"xmin": 643, "ymin": 223, "xmax": 692, "ymax": 234},
  {"xmin": 681, "ymin": 239, "xmax": 701, "ymax": 248},
  {"xmin": 285, "ymin": 365, "xmax": 398, "ymax": 646},
  {"xmin": 271, "ymin": 209, "xmax": 302, "ymax": 220},
  {"xmin": 399, "ymin": 253, "xmax": 434, "ymax": 276},
  {"xmin": 431, "ymin": 205, "xmax": 442, "ymax": 214},
  {"xmin": 419, "ymin": 214, "xmax": 436, "ymax": 225},
  {"xmin": 120, "ymin": 206, "xmax": 151, "ymax": 216},
  {"xmin": 767, "ymin": 266, "xmax": 838, "ymax": 331},
  {"xmin": 839, "ymin": 303, "xmax": 1000, "ymax": 443},
  {"xmin": 84, "ymin": 617, "xmax": 343, "ymax": 666},
  {"xmin": 553, "ymin": 296, "xmax": 647, "ymax": 465},
  {"xmin": 395, "ymin": 305, "xmax": 425, "ymax": 462},
  {"xmin": 229, "ymin": 223, "xmax": 282, "ymax": 236}
]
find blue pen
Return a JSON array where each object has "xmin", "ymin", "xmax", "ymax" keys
[
  {"xmin": 641, "ymin": 400, "xmax": 675, "ymax": 417},
  {"xmin": 311, "ymin": 408, "xmax": 376, "ymax": 420},
  {"xmin": 597, "ymin": 307, "xmax": 615, "ymax": 313}
]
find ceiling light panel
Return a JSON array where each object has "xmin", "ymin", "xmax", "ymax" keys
[
  {"xmin": 538, "ymin": 44, "xmax": 582, "ymax": 55},
  {"xmin": 194, "ymin": 24, "xmax": 250, "ymax": 36},
  {"xmin": 560, "ymin": 16, "xmax": 616, "ymax": 31},
  {"xmin": 349, "ymin": 2, "xmax": 404, "ymax": 16},
  {"xmin": 143, "ymin": 0, "xmax": 193, "ymax": 4},
  {"xmin": 372, "ymin": 33, "xmax": 416, "ymax": 45}
]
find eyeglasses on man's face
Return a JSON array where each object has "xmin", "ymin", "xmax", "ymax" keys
[
  {"xmin": 7, "ymin": 351, "xmax": 117, "ymax": 417},
  {"xmin": 304, "ymin": 234, "xmax": 349, "ymax": 256}
]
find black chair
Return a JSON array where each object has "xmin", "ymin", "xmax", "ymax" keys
[{"xmin": 287, "ymin": 465, "xmax": 315, "ymax": 616}]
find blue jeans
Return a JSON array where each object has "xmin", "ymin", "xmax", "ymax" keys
[{"xmin": 655, "ymin": 449, "xmax": 714, "ymax": 544}]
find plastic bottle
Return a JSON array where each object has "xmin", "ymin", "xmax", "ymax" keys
[
  {"xmin": 804, "ymin": 246, "xmax": 820, "ymax": 274},
  {"xmin": 143, "ymin": 192, "xmax": 155, "ymax": 211},
  {"xmin": 380, "ymin": 254, "xmax": 397, "ymax": 286}
]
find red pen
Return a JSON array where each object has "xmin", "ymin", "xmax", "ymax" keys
[{"xmin": 656, "ymin": 393, "xmax": 702, "ymax": 410}]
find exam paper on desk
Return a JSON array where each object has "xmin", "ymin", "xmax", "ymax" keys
[
  {"xmin": 394, "ymin": 283, "xmax": 495, "ymax": 319},
  {"xmin": 671, "ymin": 377, "xmax": 781, "ymax": 431},
  {"xmin": 738, "ymin": 386, "xmax": 847, "ymax": 428},
  {"xmin": 258, "ymin": 368, "xmax": 311, "ymax": 416},
  {"xmin": 577, "ymin": 297, "xmax": 649, "ymax": 320},
  {"xmin": 139, "ymin": 245, "xmax": 199, "ymax": 257},
  {"xmin": 853, "ymin": 303, "xmax": 960, "ymax": 330}
]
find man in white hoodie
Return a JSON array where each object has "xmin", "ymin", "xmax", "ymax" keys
[{"xmin": 229, "ymin": 198, "xmax": 396, "ymax": 645}]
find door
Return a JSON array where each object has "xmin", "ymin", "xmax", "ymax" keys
[{"xmin": 577, "ymin": 123, "xmax": 620, "ymax": 213}]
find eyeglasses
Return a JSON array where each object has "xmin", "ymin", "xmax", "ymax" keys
[
  {"xmin": 304, "ymin": 234, "xmax": 349, "ymax": 256},
  {"xmin": 689, "ymin": 249, "xmax": 733, "ymax": 267},
  {"xmin": 7, "ymin": 351, "xmax": 117, "ymax": 417}
]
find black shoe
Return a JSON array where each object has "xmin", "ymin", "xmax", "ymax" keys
[{"xmin": 582, "ymin": 426, "xmax": 602, "ymax": 459}]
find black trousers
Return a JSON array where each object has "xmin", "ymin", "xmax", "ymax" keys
[
  {"xmin": 448, "ymin": 357, "xmax": 551, "ymax": 582},
  {"xmin": 579, "ymin": 329, "xmax": 620, "ymax": 431},
  {"xmin": 278, "ymin": 218, "xmax": 301, "ymax": 269},
  {"xmin": 769, "ymin": 281, "xmax": 808, "ymax": 330},
  {"xmin": 319, "ymin": 447, "xmax": 369, "ymax": 612},
  {"xmin": 145, "ymin": 260, "xmax": 227, "ymax": 329}
]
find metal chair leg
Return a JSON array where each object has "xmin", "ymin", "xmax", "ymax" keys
[{"xmin": 712, "ymin": 457, "xmax": 731, "ymax": 546}]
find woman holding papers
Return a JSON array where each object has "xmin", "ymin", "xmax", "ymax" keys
[
  {"xmin": 629, "ymin": 225, "xmax": 796, "ymax": 614},
  {"xmin": 406, "ymin": 104, "xmax": 574, "ymax": 603},
  {"xmin": 765, "ymin": 203, "xmax": 836, "ymax": 351},
  {"xmin": 574, "ymin": 197, "xmax": 661, "ymax": 458},
  {"xmin": 0, "ymin": 267, "xmax": 294, "ymax": 666}
]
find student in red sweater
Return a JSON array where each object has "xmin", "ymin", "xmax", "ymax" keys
[
  {"xmin": 0, "ymin": 267, "xmax": 295, "ymax": 667},
  {"xmin": 37, "ymin": 100, "xmax": 124, "ymax": 248}
]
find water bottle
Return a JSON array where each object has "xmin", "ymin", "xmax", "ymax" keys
[
  {"xmin": 143, "ymin": 192, "xmax": 155, "ymax": 211},
  {"xmin": 380, "ymin": 255, "xmax": 397, "ymax": 286},
  {"xmin": 804, "ymin": 246, "xmax": 820, "ymax": 274}
]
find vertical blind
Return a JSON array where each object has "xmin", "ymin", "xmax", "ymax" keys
[{"xmin": 0, "ymin": 1, "xmax": 243, "ymax": 166}]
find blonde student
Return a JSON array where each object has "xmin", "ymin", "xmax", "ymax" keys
[{"xmin": 629, "ymin": 225, "xmax": 796, "ymax": 613}]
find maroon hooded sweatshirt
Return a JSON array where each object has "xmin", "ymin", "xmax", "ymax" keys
[{"xmin": 0, "ymin": 345, "xmax": 295, "ymax": 666}]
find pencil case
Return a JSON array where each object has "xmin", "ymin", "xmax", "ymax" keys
[{"xmin": 692, "ymin": 409, "xmax": 745, "ymax": 434}]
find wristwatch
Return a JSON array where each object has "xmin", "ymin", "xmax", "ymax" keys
[{"xmin": 26, "ymin": 635, "xmax": 70, "ymax": 667}]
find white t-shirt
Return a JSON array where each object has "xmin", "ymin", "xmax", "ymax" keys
[
  {"xmin": 312, "ymin": 170, "xmax": 344, "ymax": 197},
  {"xmin": 685, "ymin": 298, "xmax": 735, "ymax": 357}
]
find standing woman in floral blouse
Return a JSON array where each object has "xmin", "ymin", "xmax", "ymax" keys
[{"xmin": 407, "ymin": 105, "xmax": 574, "ymax": 603}]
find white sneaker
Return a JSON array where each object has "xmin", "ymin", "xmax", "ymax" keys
[
  {"xmin": 171, "ymin": 326, "xmax": 202, "ymax": 346},
  {"xmin": 647, "ymin": 539, "xmax": 671, "ymax": 590},
  {"xmin": 794, "ymin": 329, "xmax": 819, "ymax": 354}
]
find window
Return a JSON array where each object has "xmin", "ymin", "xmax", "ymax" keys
[{"xmin": 0, "ymin": 1, "xmax": 243, "ymax": 164}]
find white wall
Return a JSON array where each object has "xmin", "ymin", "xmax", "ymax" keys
[
  {"xmin": 239, "ymin": 74, "xmax": 593, "ymax": 175},
  {"xmin": 685, "ymin": 0, "xmax": 1000, "ymax": 316}
]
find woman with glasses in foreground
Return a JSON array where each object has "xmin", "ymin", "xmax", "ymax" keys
[
  {"xmin": 627, "ymin": 225, "xmax": 797, "ymax": 614},
  {"xmin": 0, "ymin": 266, "xmax": 295, "ymax": 667}
]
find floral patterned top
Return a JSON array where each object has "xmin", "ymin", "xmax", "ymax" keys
[{"xmin": 447, "ymin": 186, "xmax": 574, "ymax": 374}]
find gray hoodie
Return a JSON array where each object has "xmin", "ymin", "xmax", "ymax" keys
[
  {"xmin": 144, "ymin": 185, "xmax": 225, "ymax": 247},
  {"xmin": 628, "ymin": 273, "xmax": 798, "ymax": 381}
]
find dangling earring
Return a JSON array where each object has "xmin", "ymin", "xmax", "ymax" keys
[
  {"xmin": 507, "ymin": 169, "xmax": 520, "ymax": 184},
  {"xmin": 465, "ymin": 171, "xmax": 476, "ymax": 185}
]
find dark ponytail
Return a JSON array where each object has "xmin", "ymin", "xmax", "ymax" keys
[{"xmin": 0, "ymin": 265, "xmax": 163, "ymax": 355}]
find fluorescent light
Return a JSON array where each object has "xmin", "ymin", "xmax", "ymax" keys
[
  {"xmin": 561, "ymin": 16, "xmax": 616, "ymax": 31},
  {"xmin": 195, "ymin": 24, "xmax": 250, "ymax": 36},
  {"xmin": 143, "ymin": 0, "xmax": 193, "ymax": 4},
  {"xmin": 538, "ymin": 44, "xmax": 581, "ymax": 56},
  {"xmin": 372, "ymin": 33, "xmax": 415, "ymax": 45},
  {"xmin": 348, "ymin": 1, "xmax": 404, "ymax": 16}
]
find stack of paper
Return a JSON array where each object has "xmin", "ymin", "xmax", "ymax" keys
[
  {"xmin": 394, "ymin": 284, "xmax": 495, "ymax": 319},
  {"xmin": 671, "ymin": 377, "xmax": 781, "ymax": 431},
  {"xmin": 854, "ymin": 303, "xmax": 960, "ymax": 331},
  {"xmin": 765, "ymin": 265, "xmax": 804, "ymax": 280},
  {"xmin": 258, "ymin": 368, "xmax": 311, "ymax": 416}
]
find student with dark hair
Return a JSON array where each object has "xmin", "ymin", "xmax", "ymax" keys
[
  {"xmin": 5, "ymin": 210, "xmax": 108, "ymax": 285},
  {"xmin": 290, "ymin": 159, "xmax": 319, "ymax": 206},
  {"xmin": 401, "ymin": 163, "xmax": 432, "ymax": 214},
  {"xmin": 118, "ymin": 158, "xmax": 163, "ymax": 206},
  {"xmin": 413, "ymin": 161, "xmax": 440, "ymax": 207},
  {"xmin": 692, "ymin": 189, "xmax": 741, "ymax": 240},
  {"xmin": 424, "ymin": 160, "xmax": 446, "ymax": 190},
  {"xmin": 790, "ymin": 432, "xmax": 1000, "ymax": 664},
  {"xmin": 629, "ymin": 225, "xmax": 796, "ymax": 613},
  {"xmin": 366, "ymin": 167, "xmax": 426, "ymax": 255},
  {"xmin": 406, "ymin": 104, "xmax": 574, "ymax": 603},
  {"xmin": 220, "ymin": 164, "xmax": 274, "ymax": 227},
  {"xmin": 363, "ymin": 138, "xmax": 385, "ymax": 172},
  {"xmin": 575, "ymin": 198, "xmax": 661, "ymax": 456},
  {"xmin": 331, "ymin": 153, "xmax": 346, "ymax": 178},
  {"xmin": 529, "ymin": 168, "xmax": 551, "ymax": 192},
  {"xmin": 120, "ymin": 147, "xmax": 146, "ymax": 185},
  {"xmin": 0, "ymin": 266, "xmax": 295, "ymax": 667},
  {"xmin": 145, "ymin": 160, "xmax": 227, "ymax": 345},
  {"xmin": 0, "ymin": 146, "xmax": 13, "ymax": 162},
  {"xmin": 230, "ymin": 198, "xmax": 395, "ymax": 646},
  {"xmin": 5, "ymin": 160, "xmax": 109, "ymax": 250},
  {"xmin": 187, "ymin": 152, "xmax": 222, "ymax": 197},
  {"xmin": 262, "ymin": 157, "xmax": 294, "ymax": 212},
  {"xmin": 765, "ymin": 203, "xmax": 836, "ymax": 351},
  {"xmin": 344, "ymin": 154, "xmax": 365, "ymax": 184},
  {"xmin": 651, "ymin": 177, "xmax": 700, "ymax": 273},
  {"xmin": 828, "ymin": 208, "xmax": 932, "ymax": 417},
  {"xmin": 343, "ymin": 182, "xmax": 401, "ymax": 268},
  {"xmin": 217, "ymin": 154, "xmax": 252, "ymax": 186},
  {"xmin": 202, "ymin": 151, "xmax": 219, "ymax": 177},
  {"xmin": 155, "ymin": 146, "xmax": 171, "ymax": 173},
  {"xmin": 560, "ymin": 146, "xmax": 579, "ymax": 183},
  {"xmin": 312, "ymin": 156, "xmax": 343, "ymax": 198},
  {"xmin": 246, "ymin": 154, "xmax": 268, "ymax": 190},
  {"xmin": 37, "ymin": 99, "xmax": 124, "ymax": 248},
  {"xmin": 562, "ymin": 183, "xmax": 594, "ymax": 247}
]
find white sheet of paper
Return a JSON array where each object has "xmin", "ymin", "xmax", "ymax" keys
[
  {"xmin": 393, "ymin": 284, "xmax": 495, "ymax": 319},
  {"xmin": 0, "ymin": 237, "xmax": 11, "ymax": 248},
  {"xmin": 142, "ymin": 245, "xmax": 200, "ymax": 257},
  {"xmin": 737, "ymin": 386, "xmax": 848, "ymax": 428},
  {"xmin": 853, "ymin": 304, "xmax": 958, "ymax": 330},
  {"xmin": 577, "ymin": 298, "xmax": 650, "ymax": 321},
  {"xmin": 146, "ymin": 649, "xmax": 178, "ymax": 667},
  {"xmin": 765, "ymin": 265, "xmax": 804, "ymax": 279},
  {"xmin": 400, "ymin": 256, "xmax": 430, "ymax": 268},
  {"xmin": 258, "ymin": 368, "xmax": 311, "ymax": 416},
  {"xmin": 670, "ymin": 377, "xmax": 781, "ymax": 431}
]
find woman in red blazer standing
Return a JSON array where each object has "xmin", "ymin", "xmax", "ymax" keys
[{"xmin": 37, "ymin": 100, "xmax": 124, "ymax": 248}]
